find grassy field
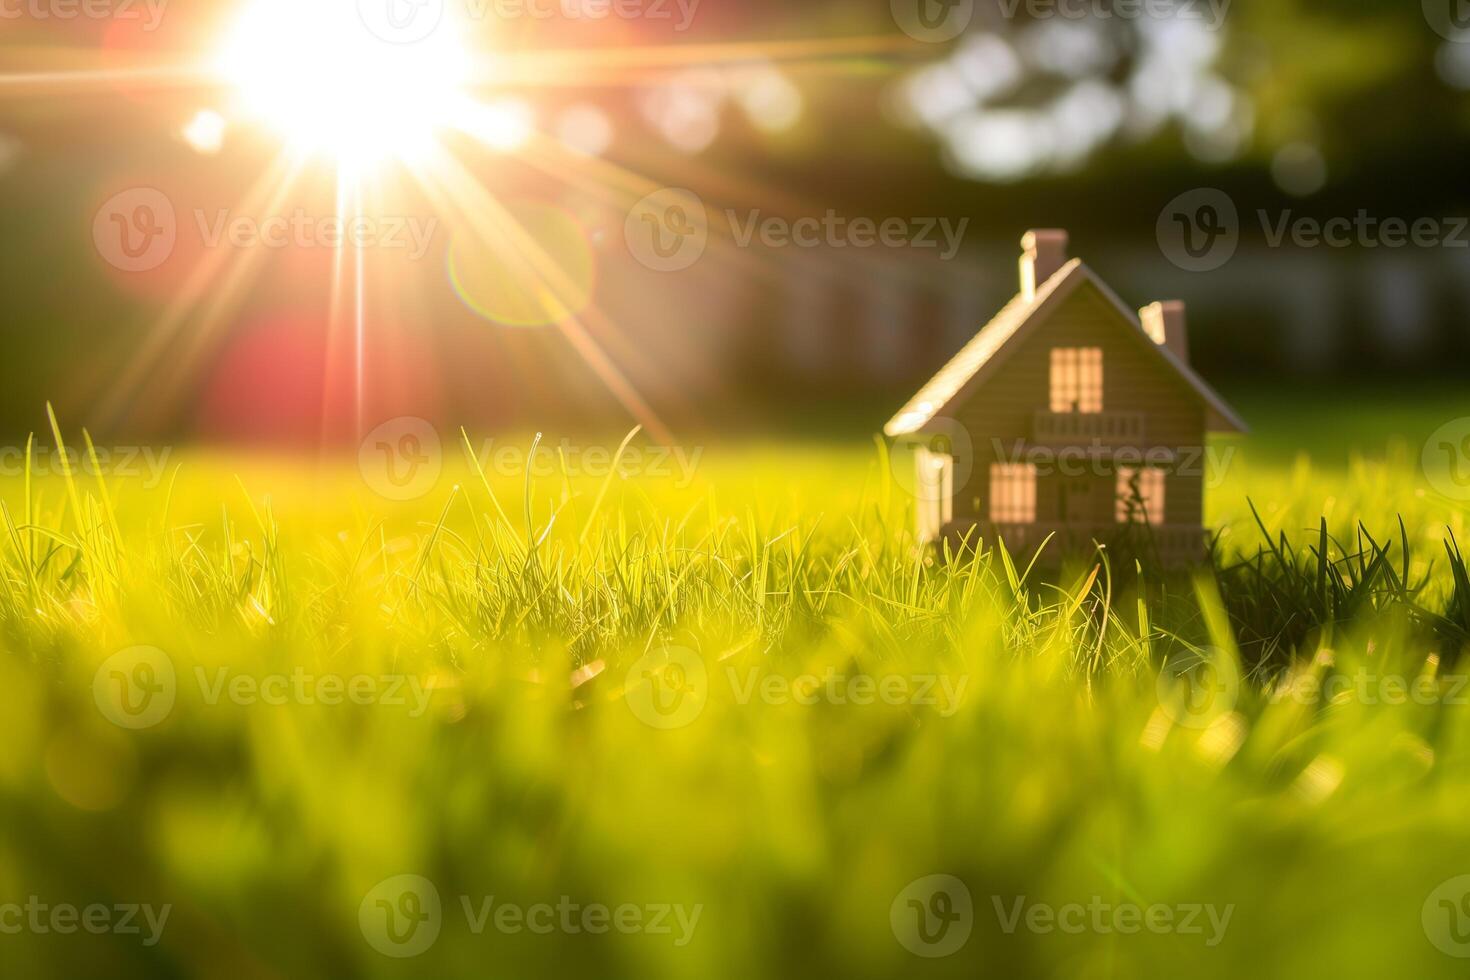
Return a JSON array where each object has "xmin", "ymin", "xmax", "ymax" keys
[{"xmin": 1, "ymin": 387, "xmax": 1469, "ymax": 978}]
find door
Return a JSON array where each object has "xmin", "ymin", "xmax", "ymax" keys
[
  {"xmin": 914, "ymin": 448, "xmax": 953, "ymax": 543},
  {"xmin": 1058, "ymin": 478, "xmax": 1093, "ymax": 526}
]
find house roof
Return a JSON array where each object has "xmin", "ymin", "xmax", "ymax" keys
[{"xmin": 884, "ymin": 259, "xmax": 1248, "ymax": 437}]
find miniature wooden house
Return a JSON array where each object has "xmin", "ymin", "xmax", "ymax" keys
[{"xmin": 885, "ymin": 230, "xmax": 1246, "ymax": 564}]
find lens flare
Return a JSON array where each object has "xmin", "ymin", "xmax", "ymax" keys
[{"xmin": 448, "ymin": 203, "xmax": 596, "ymax": 328}]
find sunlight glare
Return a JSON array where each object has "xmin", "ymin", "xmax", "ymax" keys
[
  {"xmin": 455, "ymin": 96, "xmax": 536, "ymax": 153},
  {"xmin": 216, "ymin": 0, "xmax": 473, "ymax": 171},
  {"xmin": 182, "ymin": 109, "xmax": 226, "ymax": 154}
]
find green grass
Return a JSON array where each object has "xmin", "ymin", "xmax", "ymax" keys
[{"xmin": 1, "ymin": 393, "xmax": 1469, "ymax": 978}]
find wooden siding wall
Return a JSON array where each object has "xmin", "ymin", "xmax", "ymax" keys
[{"xmin": 948, "ymin": 283, "xmax": 1208, "ymax": 527}]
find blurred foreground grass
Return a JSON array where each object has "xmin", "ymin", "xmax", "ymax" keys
[{"xmin": 0, "ymin": 391, "xmax": 1468, "ymax": 978}]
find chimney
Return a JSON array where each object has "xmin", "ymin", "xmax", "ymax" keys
[
  {"xmin": 1020, "ymin": 229, "xmax": 1069, "ymax": 300},
  {"xmin": 1140, "ymin": 301, "xmax": 1189, "ymax": 362}
]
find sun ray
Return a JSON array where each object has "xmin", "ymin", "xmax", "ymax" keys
[
  {"xmin": 90, "ymin": 150, "xmax": 308, "ymax": 431},
  {"xmin": 0, "ymin": 32, "xmax": 914, "ymax": 103},
  {"xmin": 0, "ymin": 63, "xmax": 215, "ymax": 97},
  {"xmin": 468, "ymin": 34, "xmax": 924, "ymax": 88},
  {"xmin": 411, "ymin": 143, "xmax": 675, "ymax": 444},
  {"xmin": 519, "ymin": 129, "xmax": 872, "ymax": 306},
  {"xmin": 321, "ymin": 168, "xmax": 354, "ymax": 448},
  {"xmin": 353, "ymin": 178, "xmax": 367, "ymax": 437}
]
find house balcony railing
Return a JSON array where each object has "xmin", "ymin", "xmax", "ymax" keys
[{"xmin": 1031, "ymin": 410, "xmax": 1147, "ymax": 447}]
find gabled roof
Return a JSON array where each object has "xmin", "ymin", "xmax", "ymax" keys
[{"xmin": 885, "ymin": 259, "xmax": 1248, "ymax": 437}]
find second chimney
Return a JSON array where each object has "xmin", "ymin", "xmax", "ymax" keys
[
  {"xmin": 1140, "ymin": 301, "xmax": 1190, "ymax": 362},
  {"xmin": 1020, "ymin": 229, "xmax": 1069, "ymax": 300}
]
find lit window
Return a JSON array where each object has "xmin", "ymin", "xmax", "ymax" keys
[
  {"xmin": 1050, "ymin": 348, "xmax": 1103, "ymax": 413},
  {"xmin": 1116, "ymin": 467, "xmax": 1166, "ymax": 526},
  {"xmin": 990, "ymin": 463, "xmax": 1037, "ymax": 524}
]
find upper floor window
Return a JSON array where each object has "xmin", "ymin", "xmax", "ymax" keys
[{"xmin": 1050, "ymin": 347, "xmax": 1103, "ymax": 413}]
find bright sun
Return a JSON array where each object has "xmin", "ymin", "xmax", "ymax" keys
[{"xmin": 217, "ymin": 0, "xmax": 474, "ymax": 171}]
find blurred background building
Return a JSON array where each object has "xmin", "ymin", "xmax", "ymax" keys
[{"xmin": 0, "ymin": 0, "xmax": 1466, "ymax": 441}]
